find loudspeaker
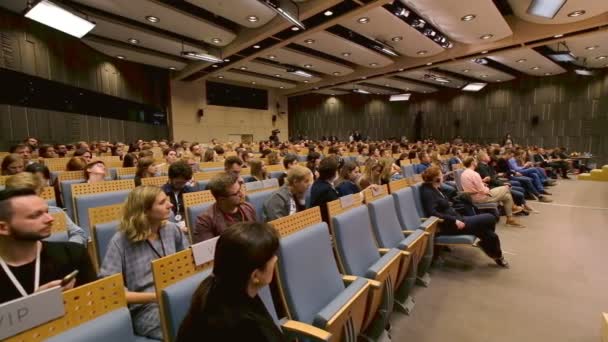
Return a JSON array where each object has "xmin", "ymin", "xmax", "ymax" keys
[
  {"xmin": 454, "ymin": 119, "xmax": 461, "ymax": 128},
  {"xmin": 197, "ymin": 109, "xmax": 204, "ymax": 122},
  {"xmin": 531, "ymin": 115, "xmax": 540, "ymax": 126},
  {"xmin": 272, "ymin": 115, "xmax": 277, "ymax": 122}
]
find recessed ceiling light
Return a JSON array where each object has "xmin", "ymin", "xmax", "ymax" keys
[
  {"xmin": 461, "ymin": 14, "xmax": 476, "ymax": 21},
  {"xmin": 211, "ymin": 38, "xmax": 222, "ymax": 44},
  {"xmin": 531, "ymin": 66, "xmax": 540, "ymax": 70},
  {"xmin": 251, "ymin": 81, "xmax": 256, "ymax": 84},
  {"xmin": 480, "ymin": 34, "xmax": 493, "ymax": 40},
  {"xmin": 304, "ymin": 80, "xmax": 309, "ymax": 83},
  {"xmin": 212, "ymin": 65, "xmax": 218, "ymax": 68},
  {"xmin": 268, "ymin": 55, "xmax": 276, "ymax": 59},
  {"xmin": 169, "ymin": 66, "xmax": 176, "ymax": 70},
  {"xmin": 596, "ymin": 56, "xmax": 608, "ymax": 60},
  {"xmin": 314, "ymin": 87, "xmax": 319, "ymax": 90},
  {"xmin": 324, "ymin": 10, "xmax": 333, "ymax": 16},
  {"xmin": 586, "ymin": 45, "xmax": 599, "ymax": 50},
  {"xmin": 426, "ymin": 62, "xmax": 433, "ymax": 66},
  {"xmin": 240, "ymin": 66, "xmax": 247, "ymax": 70},
  {"xmin": 384, "ymin": 83, "xmax": 390, "ymax": 86},
  {"xmin": 369, "ymin": 63, "xmax": 378, "ymax": 67},
  {"xmin": 304, "ymin": 64, "xmax": 312, "ymax": 68},
  {"xmin": 274, "ymin": 74, "xmax": 281, "ymax": 77},
  {"xmin": 496, "ymin": 79, "xmax": 501, "ymax": 82},
  {"xmin": 544, "ymin": 72, "xmax": 552, "ymax": 75},
  {"xmin": 391, "ymin": 36, "xmax": 403, "ymax": 42},
  {"xmin": 116, "ymin": 55, "xmax": 125, "ymax": 59},
  {"xmin": 358, "ymin": 17, "xmax": 370, "ymax": 24},
  {"xmin": 517, "ymin": 58, "xmax": 527, "ymax": 63},
  {"xmin": 480, "ymin": 74, "xmax": 488, "ymax": 78},
  {"xmin": 481, "ymin": 50, "xmax": 488, "ymax": 54},
  {"xmin": 253, "ymin": 45, "xmax": 261, "ymax": 49},
  {"xmin": 291, "ymin": 26, "xmax": 300, "ymax": 31},
  {"xmin": 280, "ymin": 86, "xmax": 285, "ymax": 89},
  {"xmin": 553, "ymin": 34, "xmax": 564, "ymax": 38},
  {"xmin": 218, "ymin": 75, "xmax": 224, "ymax": 79},
  {"xmin": 247, "ymin": 15, "xmax": 258, "ymax": 22},
  {"xmin": 567, "ymin": 10, "xmax": 586, "ymax": 17},
  {"xmin": 304, "ymin": 39, "xmax": 315, "ymax": 44},
  {"xmin": 361, "ymin": 76, "xmax": 367, "ymax": 79},
  {"xmin": 332, "ymin": 72, "xmax": 340, "ymax": 76},
  {"xmin": 145, "ymin": 16, "xmax": 159, "ymax": 23},
  {"xmin": 462, "ymin": 69, "xmax": 470, "ymax": 73},
  {"xmin": 417, "ymin": 50, "xmax": 428, "ymax": 55},
  {"xmin": 331, "ymin": 93, "xmax": 335, "ymax": 96},
  {"xmin": 128, "ymin": 38, "xmax": 139, "ymax": 44},
  {"xmin": 223, "ymin": 58, "xmax": 230, "ymax": 62},
  {"xmin": 399, "ymin": 68, "xmax": 404, "ymax": 71},
  {"xmin": 342, "ymin": 52, "xmax": 351, "ymax": 57}
]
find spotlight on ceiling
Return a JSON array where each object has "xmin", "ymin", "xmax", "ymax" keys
[
  {"xmin": 247, "ymin": 15, "xmax": 259, "ymax": 22},
  {"xmin": 462, "ymin": 82, "xmax": 487, "ymax": 91},
  {"xmin": 353, "ymin": 88, "xmax": 371, "ymax": 94},
  {"xmin": 526, "ymin": 0, "xmax": 567, "ymax": 19},
  {"xmin": 472, "ymin": 58, "xmax": 488, "ymax": 65},
  {"xmin": 424, "ymin": 73, "xmax": 451, "ymax": 83},
  {"xmin": 24, "ymin": 0, "xmax": 95, "ymax": 38},
  {"xmin": 372, "ymin": 40, "xmax": 399, "ymax": 57},
  {"xmin": 461, "ymin": 14, "xmax": 476, "ymax": 21},
  {"xmin": 287, "ymin": 68, "xmax": 313, "ymax": 78},
  {"xmin": 548, "ymin": 51, "xmax": 576, "ymax": 62},
  {"xmin": 145, "ymin": 16, "xmax": 159, "ymax": 23},
  {"xmin": 181, "ymin": 51, "xmax": 223, "ymax": 63},
  {"xmin": 574, "ymin": 68, "xmax": 593, "ymax": 76},
  {"xmin": 262, "ymin": 0, "xmax": 305, "ymax": 30},
  {"xmin": 389, "ymin": 93, "xmax": 411, "ymax": 101},
  {"xmin": 567, "ymin": 10, "xmax": 586, "ymax": 17}
]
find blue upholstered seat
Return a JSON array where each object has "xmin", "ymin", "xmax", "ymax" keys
[
  {"xmin": 392, "ymin": 187, "xmax": 423, "ymax": 231},
  {"xmin": 435, "ymin": 235, "xmax": 476, "ymax": 245},
  {"xmin": 201, "ymin": 167, "xmax": 224, "ymax": 172},
  {"xmin": 46, "ymin": 198, "xmax": 57, "ymax": 207},
  {"xmin": 409, "ymin": 183, "xmax": 426, "ymax": 218},
  {"xmin": 185, "ymin": 202, "xmax": 214, "ymax": 230},
  {"xmin": 367, "ymin": 196, "xmax": 423, "ymax": 250},
  {"xmin": 60, "ymin": 179, "xmax": 85, "ymax": 220},
  {"xmin": 454, "ymin": 169, "xmax": 499, "ymax": 212},
  {"xmin": 44, "ymin": 231, "xmax": 69, "ymax": 242},
  {"xmin": 269, "ymin": 171, "xmax": 285, "ymax": 180},
  {"xmin": 74, "ymin": 190, "xmax": 131, "ymax": 233},
  {"xmin": 246, "ymin": 189, "xmax": 275, "ymax": 222},
  {"xmin": 94, "ymin": 220, "xmax": 120, "ymax": 264},
  {"xmin": 401, "ymin": 164, "xmax": 415, "ymax": 178},
  {"xmin": 118, "ymin": 174, "xmax": 136, "ymax": 180}
]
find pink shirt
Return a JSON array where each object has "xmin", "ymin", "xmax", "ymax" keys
[{"xmin": 460, "ymin": 168, "xmax": 490, "ymax": 202}]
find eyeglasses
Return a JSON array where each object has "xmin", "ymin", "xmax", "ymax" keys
[{"xmin": 222, "ymin": 185, "xmax": 243, "ymax": 198}]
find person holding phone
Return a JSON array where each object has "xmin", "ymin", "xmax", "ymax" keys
[
  {"xmin": 419, "ymin": 166, "xmax": 509, "ymax": 268},
  {"xmin": 0, "ymin": 188, "xmax": 96, "ymax": 304}
]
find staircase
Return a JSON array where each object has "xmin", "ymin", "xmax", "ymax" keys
[{"xmin": 578, "ymin": 165, "xmax": 608, "ymax": 181}]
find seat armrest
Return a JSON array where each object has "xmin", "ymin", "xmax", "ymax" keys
[
  {"xmin": 402, "ymin": 230, "xmax": 413, "ymax": 236},
  {"xmin": 280, "ymin": 318, "xmax": 332, "ymax": 342},
  {"xmin": 342, "ymin": 275, "xmax": 357, "ymax": 284},
  {"xmin": 378, "ymin": 248, "xmax": 390, "ymax": 254}
]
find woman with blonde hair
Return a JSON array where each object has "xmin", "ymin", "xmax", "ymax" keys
[
  {"xmin": 263, "ymin": 165, "xmax": 312, "ymax": 221},
  {"xmin": 100, "ymin": 185, "xmax": 189, "ymax": 339},
  {"xmin": 1, "ymin": 154, "xmax": 25, "ymax": 175},
  {"xmin": 203, "ymin": 148, "xmax": 217, "ymax": 162},
  {"xmin": 249, "ymin": 159, "xmax": 268, "ymax": 181},
  {"xmin": 134, "ymin": 157, "xmax": 159, "ymax": 186}
]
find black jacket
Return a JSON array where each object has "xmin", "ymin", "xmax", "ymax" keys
[
  {"xmin": 419, "ymin": 183, "xmax": 462, "ymax": 232},
  {"xmin": 310, "ymin": 179, "xmax": 339, "ymax": 222},
  {"xmin": 475, "ymin": 162, "xmax": 503, "ymax": 188}
]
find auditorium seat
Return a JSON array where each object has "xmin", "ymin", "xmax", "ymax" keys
[
  {"xmin": 89, "ymin": 204, "xmax": 124, "ymax": 269},
  {"xmin": 75, "ymin": 190, "xmax": 131, "ymax": 233},
  {"xmin": 44, "ymin": 211, "xmax": 69, "ymax": 242},
  {"xmin": 245, "ymin": 187, "xmax": 278, "ymax": 221},
  {"xmin": 454, "ymin": 169, "xmax": 499, "ymax": 213},
  {"xmin": 93, "ymin": 220, "xmax": 120, "ymax": 266},
  {"xmin": 183, "ymin": 190, "xmax": 215, "ymax": 240}
]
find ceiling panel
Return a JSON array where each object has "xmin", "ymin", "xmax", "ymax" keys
[
  {"xmin": 73, "ymin": 0, "xmax": 236, "ymax": 46},
  {"xmin": 439, "ymin": 60, "xmax": 516, "ymax": 82},
  {"xmin": 364, "ymin": 77, "xmax": 438, "ymax": 93},
  {"xmin": 263, "ymin": 47, "xmax": 355, "ymax": 76},
  {"xmin": 547, "ymin": 29, "xmax": 608, "ymax": 68},
  {"xmin": 295, "ymin": 31, "xmax": 394, "ymax": 68},
  {"xmin": 340, "ymin": 7, "xmax": 444, "ymax": 58},
  {"xmin": 185, "ymin": 0, "xmax": 276, "ymax": 28},
  {"xmin": 216, "ymin": 71, "xmax": 297, "ymax": 89},
  {"xmin": 402, "ymin": 0, "xmax": 513, "ymax": 44},
  {"xmin": 348, "ymin": 83, "xmax": 398, "ymax": 95},
  {"xmin": 88, "ymin": 16, "xmax": 203, "ymax": 58},
  {"xmin": 313, "ymin": 89, "xmax": 351, "ymax": 95},
  {"xmin": 487, "ymin": 48, "xmax": 567, "ymax": 76},
  {"xmin": 397, "ymin": 69, "xmax": 468, "ymax": 88},
  {"xmin": 508, "ymin": 0, "xmax": 608, "ymax": 25},
  {"xmin": 240, "ymin": 61, "xmax": 323, "ymax": 83},
  {"xmin": 83, "ymin": 38, "xmax": 187, "ymax": 70}
]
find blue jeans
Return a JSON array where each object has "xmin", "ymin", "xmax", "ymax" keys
[
  {"xmin": 510, "ymin": 176, "xmax": 540, "ymax": 196},
  {"xmin": 510, "ymin": 186, "xmax": 526, "ymax": 206},
  {"xmin": 517, "ymin": 169, "xmax": 545, "ymax": 192}
]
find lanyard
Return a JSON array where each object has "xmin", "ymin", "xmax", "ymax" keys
[
  {"xmin": 146, "ymin": 237, "xmax": 166, "ymax": 259},
  {"xmin": 0, "ymin": 242, "xmax": 41, "ymax": 297},
  {"xmin": 173, "ymin": 192, "xmax": 183, "ymax": 220}
]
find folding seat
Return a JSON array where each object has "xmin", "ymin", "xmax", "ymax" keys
[
  {"xmin": 44, "ymin": 211, "xmax": 69, "ymax": 242},
  {"xmin": 40, "ymin": 185, "xmax": 57, "ymax": 207},
  {"xmin": 270, "ymin": 207, "xmax": 375, "ymax": 341},
  {"xmin": 401, "ymin": 164, "xmax": 415, "ymax": 178},
  {"xmin": 71, "ymin": 180, "xmax": 134, "ymax": 233},
  {"xmin": 7, "ymin": 274, "xmax": 155, "ymax": 342},
  {"xmin": 60, "ymin": 179, "xmax": 86, "ymax": 220},
  {"xmin": 89, "ymin": 204, "xmax": 124, "ymax": 269},
  {"xmin": 328, "ymin": 195, "xmax": 414, "ymax": 317},
  {"xmin": 141, "ymin": 176, "xmax": 169, "ymax": 187},
  {"xmin": 183, "ymin": 190, "xmax": 216, "ymax": 241},
  {"xmin": 245, "ymin": 185, "xmax": 279, "ymax": 221},
  {"xmin": 116, "ymin": 167, "xmax": 137, "ymax": 180},
  {"xmin": 364, "ymin": 186, "xmax": 430, "ymax": 289},
  {"xmin": 454, "ymin": 169, "xmax": 499, "ymax": 214}
]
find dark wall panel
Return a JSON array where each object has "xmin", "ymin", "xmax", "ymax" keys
[{"xmin": 289, "ymin": 69, "xmax": 608, "ymax": 166}]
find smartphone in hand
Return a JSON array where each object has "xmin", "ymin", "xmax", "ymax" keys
[{"xmin": 60, "ymin": 270, "xmax": 79, "ymax": 286}]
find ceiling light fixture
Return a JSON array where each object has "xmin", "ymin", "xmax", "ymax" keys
[
  {"xmin": 553, "ymin": 34, "xmax": 564, "ymax": 38},
  {"xmin": 462, "ymin": 82, "xmax": 487, "ymax": 91},
  {"xmin": 424, "ymin": 73, "xmax": 450, "ymax": 83},
  {"xmin": 251, "ymin": 81, "xmax": 256, "ymax": 84},
  {"xmin": 262, "ymin": 0, "xmax": 306, "ymax": 30},
  {"xmin": 373, "ymin": 40, "xmax": 400, "ymax": 57},
  {"xmin": 268, "ymin": 55, "xmax": 276, "ymax": 59},
  {"xmin": 548, "ymin": 42, "xmax": 577, "ymax": 62},
  {"xmin": 145, "ymin": 16, "xmax": 159, "ymax": 23},
  {"xmin": 304, "ymin": 80, "xmax": 309, "ymax": 83},
  {"xmin": 480, "ymin": 34, "xmax": 494, "ymax": 40},
  {"xmin": 168, "ymin": 66, "xmax": 176, "ymax": 70},
  {"xmin": 596, "ymin": 56, "xmax": 607, "ymax": 60},
  {"xmin": 526, "ymin": 0, "xmax": 567, "ymax": 19},
  {"xmin": 303, "ymin": 64, "xmax": 312, "ymax": 68},
  {"xmin": 279, "ymin": 86, "xmax": 285, "ymax": 89},
  {"xmin": 181, "ymin": 51, "xmax": 223, "ymax": 63},
  {"xmin": 480, "ymin": 74, "xmax": 488, "ymax": 78},
  {"xmin": 304, "ymin": 39, "xmax": 315, "ymax": 44},
  {"xmin": 390, "ymin": 93, "xmax": 411, "ymax": 101},
  {"xmin": 417, "ymin": 50, "xmax": 427, "ymax": 55},
  {"xmin": 481, "ymin": 50, "xmax": 488, "ymax": 54},
  {"xmin": 517, "ymin": 58, "xmax": 527, "ymax": 63},
  {"xmin": 461, "ymin": 14, "xmax": 476, "ymax": 21},
  {"xmin": 353, "ymin": 88, "xmax": 371, "ymax": 94},
  {"xmin": 411, "ymin": 19, "xmax": 426, "ymax": 29},
  {"xmin": 391, "ymin": 36, "xmax": 403, "ymax": 42},
  {"xmin": 240, "ymin": 66, "xmax": 247, "ymax": 70},
  {"xmin": 274, "ymin": 74, "xmax": 281, "ymax": 77},
  {"xmin": 24, "ymin": 0, "xmax": 95, "ymax": 38},
  {"xmin": 247, "ymin": 15, "xmax": 259, "ymax": 22},
  {"xmin": 212, "ymin": 65, "xmax": 218, "ymax": 68},
  {"xmin": 128, "ymin": 38, "xmax": 139, "ymax": 44},
  {"xmin": 574, "ymin": 68, "xmax": 593, "ymax": 75},
  {"xmin": 253, "ymin": 45, "xmax": 260, "ymax": 49},
  {"xmin": 496, "ymin": 79, "xmax": 501, "ymax": 82},
  {"xmin": 116, "ymin": 55, "xmax": 125, "ymax": 59},
  {"xmin": 217, "ymin": 75, "xmax": 224, "ymax": 79},
  {"xmin": 586, "ymin": 45, "xmax": 599, "ymax": 50},
  {"xmin": 211, "ymin": 38, "xmax": 222, "ymax": 44},
  {"xmin": 332, "ymin": 72, "xmax": 340, "ymax": 76},
  {"xmin": 426, "ymin": 62, "xmax": 433, "ymax": 66},
  {"xmin": 567, "ymin": 10, "xmax": 586, "ymax": 17},
  {"xmin": 369, "ymin": 63, "xmax": 378, "ymax": 67},
  {"xmin": 462, "ymin": 69, "xmax": 470, "ymax": 73},
  {"xmin": 287, "ymin": 69, "xmax": 313, "ymax": 78},
  {"xmin": 544, "ymin": 72, "xmax": 552, "ymax": 75},
  {"xmin": 357, "ymin": 17, "xmax": 370, "ymax": 24},
  {"xmin": 324, "ymin": 10, "xmax": 333, "ymax": 16},
  {"xmin": 531, "ymin": 66, "xmax": 540, "ymax": 70},
  {"xmin": 342, "ymin": 52, "xmax": 351, "ymax": 57},
  {"xmin": 224, "ymin": 58, "xmax": 230, "ymax": 62}
]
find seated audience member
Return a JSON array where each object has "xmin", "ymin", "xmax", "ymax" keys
[
  {"xmin": 85, "ymin": 158, "xmax": 106, "ymax": 183},
  {"xmin": 176, "ymin": 222, "xmax": 285, "ymax": 342},
  {"xmin": 460, "ymin": 157, "xmax": 524, "ymax": 227},
  {"xmin": 395, "ymin": 153, "xmax": 408, "ymax": 167},
  {"xmin": 277, "ymin": 153, "xmax": 298, "ymax": 186},
  {"xmin": 66, "ymin": 156, "xmax": 87, "ymax": 171},
  {"xmin": 134, "ymin": 157, "xmax": 159, "ymax": 186},
  {"xmin": 10, "ymin": 144, "xmax": 33, "ymax": 166},
  {"xmin": 310, "ymin": 156, "xmax": 341, "ymax": 223},
  {"xmin": 335, "ymin": 161, "xmax": 378, "ymax": 196},
  {"xmin": 266, "ymin": 152, "xmax": 279, "ymax": 166},
  {"xmin": 224, "ymin": 156, "xmax": 244, "ymax": 178},
  {"xmin": 359, "ymin": 159, "xmax": 382, "ymax": 188},
  {"xmin": 1, "ymin": 154, "xmax": 25, "ymax": 175},
  {"xmin": 508, "ymin": 151, "xmax": 554, "ymax": 194},
  {"xmin": 306, "ymin": 152, "xmax": 321, "ymax": 180},
  {"xmin": 263, "ymin": 166, "xmax": 312, "ymax": 221},
  {"xmin": 448, "ymin": 149, "xmax": 464, "ymax": 171},
  {"xmin": 419, "ymin": 167, "xmax": 509, "ymax": 268},
  {"xmin": 24, "ymin": 136, "xmax": 39, "ymax": 154},
  {"xmin": 6, "ymin": 173, "xmax": 87, "ymax": 245},
  {"xmin": 0, "ymin": 188, "xmax": 96, "ymax": 304},
  {"xmin": 123, "ymin": 152, "xmax": 139, "ymax": 167},
  {"xmin": 55, "ymin": 144, "xmax": 68, "ymax": 158},
  {"xmin": 162, "ymin": 161, "xmax": 195, "ymax": 231},
  {"xmin": 356, "ymin": 146, "xmax": 369, "ymax": 165},
  {"xmin": 138, "ymin": 149, "xmax": 154, "ymax": 159},
  {"xmin": 476, "ymin": 152, "xmax": 536, "ymax": 213},
  {"xmin": 534, "ymin": 148, "xmax": 569, "ymax": 179},
  {"xmin": 100, "ymin": 186, "xmax": 189, "ymax": 339},
  {"xmin": 193, "ymin": 173, "xmax": 256, "ymax": 243},
  {"xmin": 213, "ymin": 145, "xmax": 225, "ymax": 161},
  {"xmin": 378, "ymin": 157, "xmax": 401, "ymax": 184},
  {"xmin": 38, "ymin": 144, "xmax": 57, "ymax": 158},
  {"xmin": 73, "ymin": 148, "xmax": 92, "ymax": 163},
  {"xmin": 249, "ymin": 159, "xmax": 268, "ymax": 182},
  {"xmin": 203, "ymin": 148, "xmax": 217, "ymax": 162},
  {"xmin": 164, "ymin": 148, "xmax": 178, "ymax": 165},
  {"xmin": 414, "ymin": 152, "xmax": 432, "ymax": 174},
  {"xmin": 495, "ymin": 151, "xmax": 549, "ymax": 202},
  {"xmin": 25, "ymin": 163, "xmax": 51, "ymax": 187}
]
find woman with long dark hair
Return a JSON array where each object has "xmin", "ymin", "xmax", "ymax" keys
[{"xmin": 176, "ymin": 222, "xmax": 285, "ymax": 341}]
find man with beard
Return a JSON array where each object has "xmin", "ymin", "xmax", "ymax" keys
[{"xmin": 0, "ymin": 188, "xmax": 96, "ymax": 304}]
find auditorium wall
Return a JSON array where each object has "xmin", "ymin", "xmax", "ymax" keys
[
  {"xmin": 170, "ymin": 79, "xmax": 288, "ymax": 143},
  {"xmin": 0, "ymin": 9, "xmax": 169, "ymax": 149},
  {"xmin": 288, "ymin": 69, "xmax": 608, "ymax": 166}
]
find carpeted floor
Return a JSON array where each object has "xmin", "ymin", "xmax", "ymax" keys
[{"xmin": 390, "ymin": 179, "xmax": 608, "ymax": 342}]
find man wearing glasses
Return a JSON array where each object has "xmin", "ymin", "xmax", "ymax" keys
[{"xmin": 192, "ymin": 173, "xmax": 257, "ymax": 243}]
